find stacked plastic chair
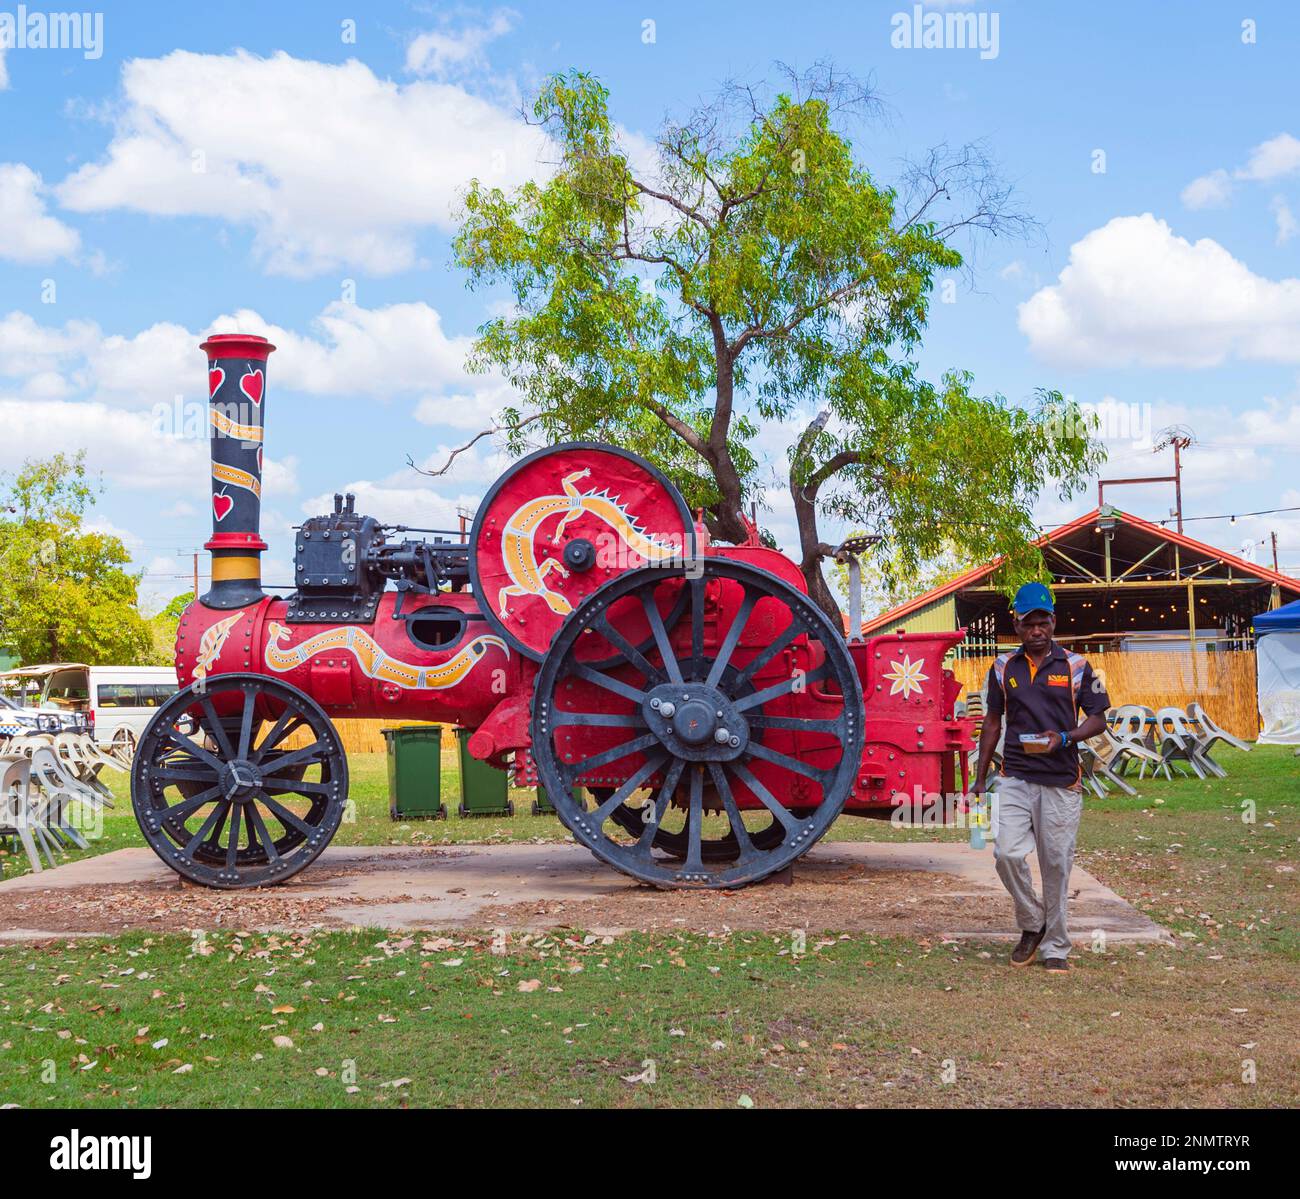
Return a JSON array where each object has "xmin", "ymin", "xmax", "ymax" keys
[{"xmin": 0, "ymin": 730, "xmax": 122, "ymax": 874}]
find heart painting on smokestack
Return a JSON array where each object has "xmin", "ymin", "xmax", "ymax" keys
[{"xmin": 201, "ymin": 333, "xmax": 275, "ymax": 609}]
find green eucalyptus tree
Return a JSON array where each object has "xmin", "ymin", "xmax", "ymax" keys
[{"xmin": 447, "ymin": 66, "xmax": 1104, "ymax": 618}]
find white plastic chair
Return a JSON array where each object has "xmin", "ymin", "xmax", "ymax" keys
[
  {"xmin": 1186, "ymin": 703, "xmax": 1252, "ymax": 767},
  {"xmin": 1153, "ymin": 707, "xmax": 1210, "ymax": 779},
  {"xmin": 1, "ymin": 754, "xmax": 54, "ymax": 871},
  {"xmin": 29, "ymin": 745, "xmax": 96, "ymax": 850},
  {"xmin": 1080, "ymin": 741, "xmax": 1137, "ymax": 796}
]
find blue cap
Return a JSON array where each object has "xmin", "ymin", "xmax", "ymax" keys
[{"xmin": 1012, "ymin": 581, "xmax": 1055, "ymax": 616}]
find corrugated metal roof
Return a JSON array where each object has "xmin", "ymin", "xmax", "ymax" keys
[{"xmin": 859, "ymin": 507, "xmax": 1300, "ymax": 637}]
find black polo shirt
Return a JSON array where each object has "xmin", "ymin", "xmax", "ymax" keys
[{"xmin": 985, "ymin": 641, "xmax": 1109, "ymax": 787}]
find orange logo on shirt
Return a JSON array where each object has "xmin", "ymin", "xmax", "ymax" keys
[{"xmin": 1047, "ymin": 674, "xmax": 1070, "ymax": 687}]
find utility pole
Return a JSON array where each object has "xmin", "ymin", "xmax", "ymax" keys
[
  {"xmin": 1097, "ymin": 426, "xmax": 1194, "ymax": 531},
  {"xmin": 176, "ymin": 548, "xmax": 201, "ymax": 600},
  {"xmin": 1272, "ymin": 531, "xmax": 1280, "ymax": 573}
]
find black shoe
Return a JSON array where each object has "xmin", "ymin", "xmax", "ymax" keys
[
  {"xmin": 1043, "ymin": 957, "xmax": 1072, "ymax": 974},
  {"xmin": 1010, "ymin": 925, "xmax": 1046, "ymax": 967}
]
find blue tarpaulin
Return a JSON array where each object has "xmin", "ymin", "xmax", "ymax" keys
[
  {"xmin": 1254, "ymin": 598, "xmax": 1300, "ymax": 634},
  {"xmin": 1254, "ymin": 599, "xmax": 1300, "ymax": 743}
]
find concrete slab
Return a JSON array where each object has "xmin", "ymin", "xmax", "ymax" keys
[{"xmin": 0, "ymin": 839, "xmax": 1171, "ymax": 945}]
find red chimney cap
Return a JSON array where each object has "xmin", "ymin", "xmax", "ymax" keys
[{"xmin": 200, "ymin": 333, "xmax": 277, "ymax": 361}]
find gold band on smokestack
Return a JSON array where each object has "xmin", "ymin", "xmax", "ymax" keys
[{"xmin": 199, "ymin": 333, "xmax": 276, "ymax": 609}]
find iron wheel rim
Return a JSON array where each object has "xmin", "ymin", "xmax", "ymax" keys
[
  {"xmin": 131, "ymin": 673, "xmax": 347, "ymax": 889},
  {"xmin": 533, "ymin": 558, "xmax": 862, "ymax": 888}
]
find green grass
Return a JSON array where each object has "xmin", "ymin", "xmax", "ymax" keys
[{"xmin": 0, "ymin": 746, "xmax": 1295, "ymax": 1107}]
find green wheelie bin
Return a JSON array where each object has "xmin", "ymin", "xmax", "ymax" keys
[
  {"xmin": 455, "ymin": 726, "xmax": 513, "ymax": 817},
  {"xmin": 383, "ymin": 725, "xmax": 445, "ymax": 820}
]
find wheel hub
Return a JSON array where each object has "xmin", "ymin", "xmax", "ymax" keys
[
  {"xmin": 644, "ymin": 684, "xmax": 748, "ymax": 762},
  {"xmin": 219, "ymin": 759, "xmax": 263, "ymax": 802}
]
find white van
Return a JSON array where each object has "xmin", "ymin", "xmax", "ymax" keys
[{"xmin": 17, "ymin": 664, "xmax": 180, "ymax": 752}]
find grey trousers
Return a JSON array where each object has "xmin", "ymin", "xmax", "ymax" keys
[{"xmin": 992, "ymin": 775, "xmax": 1084, "ymax": 960}]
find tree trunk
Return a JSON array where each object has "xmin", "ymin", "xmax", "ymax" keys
[
  {"xmin": 701, "ymin": 355, "xmax": 751, "ymax": 544},
  {"xmin": 790, "ymin": 471, "xmax": 844, "ymax": 625}
]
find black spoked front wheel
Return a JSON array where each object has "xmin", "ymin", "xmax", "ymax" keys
[
  {"xmin": 533, "ymin": 558, "xmax": 863, "ymax": 888},
  {"xmin": 131, "ymin": 673, "xmax": 347, "ymax": 889}
]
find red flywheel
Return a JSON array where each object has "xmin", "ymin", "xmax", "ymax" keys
[{"xmin": 468, "ymin": 443, "xmax": 696, "ymax": 660}]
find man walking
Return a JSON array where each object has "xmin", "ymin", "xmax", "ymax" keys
[{"xmin": 973, "ymin": 582, "xmax": 1109, "ymax": 973}]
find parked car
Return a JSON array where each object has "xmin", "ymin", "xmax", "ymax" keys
[
  {"xmin": 0, "ymin": 690, "xmax": 89, "ymax": 738},
  {"xmin": 0, "ymin": 663, "xmax": 179, "ymax": 753}
]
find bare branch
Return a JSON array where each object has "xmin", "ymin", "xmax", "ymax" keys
[{"xmin": 408, "ymin": 413, "xmax": 547, "ymax": 478}]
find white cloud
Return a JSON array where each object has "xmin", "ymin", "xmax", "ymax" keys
[
  {"xmin": 1271, "ymin": 195, "xmax": 1297, "ymax": 245},
  {"xmin": 56, "ymin": 49, "xmax": 549, "ymax": 277},
  {"xmin": 1180, "ymin": 168, "xmax": 1233, "ymax": 210},
  {"xmin": 0, "ymin": 396, "xmax": 207, "ymax": 487},
  {"xmin": 1018, "ymin": 214, "xmax": 1300, "ymax": 368},
  {"xmin": 0, "ymin": 163, "xmax": 81, "ymax": 264},
  {"xmin": 210, "ymin": 302, "xmax": 478, "ymax": 398},
  {"xmin": 1182, "ymin": 133, "xmax": 1300, "ymax": 210},
  {"xmin": 300, "ymin": 480, "xmax": 482, "ymax": 529},
  {"xmin": 405, "ymin": 8, "xmax": 517, "ymax": 79},
  {"xmin": 0, "ymin": 299, "xmax": 506, "ymax": 412},
  {"xmin": 0, "ymin": 310, "xmax": 99, "ymax": 376},
  {"xmin": 1237, "ymin": 132, "xmax": 1300, "ymax": 182}
]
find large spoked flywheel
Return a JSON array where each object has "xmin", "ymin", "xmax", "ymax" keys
[
  {"xmin": 131, "ymin": 673, "xmax": 347, "ymax": 889},
  {"xmin": 531, "ymin": 558, "xmax": 863, "ymax": 889}
]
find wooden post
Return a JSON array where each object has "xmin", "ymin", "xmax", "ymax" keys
[{"xmin": 1186, "ymin": 577, "xmax": 1197, "ymax": 691}]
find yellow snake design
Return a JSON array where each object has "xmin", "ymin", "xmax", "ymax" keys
[
  {"xmin": 211, "ymin": 409, "xmax": 263, "ymax": 442},
  {"xmin": 192, "ymin": 612, "xmax": 243, "ymax": 681},
  {"xmin": 212, "ymin": 461, "xmax": 261, "ymax": 500},
  {"xmin": 265, "ymin": 622, "xmax": 506, "ymax": 690},
  {"xmin": 498, "ymin": 467, "xmax": 683, "ymax": 618}
]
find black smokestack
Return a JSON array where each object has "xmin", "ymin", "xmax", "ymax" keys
[{"xmin": 199, "ymin": 332, "xmax": 275, "ymax": 609}]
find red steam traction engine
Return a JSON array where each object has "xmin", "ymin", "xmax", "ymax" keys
[{"xmin": 132, "ymin": 334, "xmax": 979, "ymax": 890}]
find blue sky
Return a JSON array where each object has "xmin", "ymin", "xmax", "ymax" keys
[{"xmin": 2, "ymin": 0, "xmax": 1299, "ymax": 609}]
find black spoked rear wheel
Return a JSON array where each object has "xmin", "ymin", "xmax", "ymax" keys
[{"xmin": 533, "ymin": 558, "xmax": 862, "ymax": 889}]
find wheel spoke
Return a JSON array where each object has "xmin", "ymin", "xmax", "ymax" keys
[
  {"xmin": 635, "ymin": 759, "xmax": 685, "ymax": 853},
  {"xmin": 591, "ymin": 754, "xmax": 668, "ymax": 823},
  {"xmin": 744, "ymin": 738, "xmax": 831, "ymax": 786},
  {"xmin": 160, "ymin": 786, "xmax": 222, "ymax": 825},
  {"xmin": 732, "ymin": 621, "xmax": 802, "ymax": 689},
  {"xmin": 237, "ymin": 688, "xmax": 257, "ymax": 759},
  {"xmin": 709, "ymin": 762, "xmax": 758, "ymax": 859},
  {"xmin": 184, "ymin": 801, "xmax": 230, "ymax": 855},
  {"xmin": 259, "ymin": 792, "xmax": 315, "ymax": 838},
  {"xmin": 728, "ymin": 761, "xmax": 801, "ymax": 833},
  {"xmin": 246, "ymin": 802, "xmax": 281, "ymax": 865},
  {"xmin": 566, "ymin": 732, "xmax": 660, "ymax": 781},
  {"xmin": 263, "ymin": 777, "xmax": 332, "ymax": 796},
  {"xmin": 163, "ymin": 727, "xmax": 226, "ymax": 773},
  {"xmin": 260, "ymin": 740, "xmax": 329, "ymax": 776},
  {"xmin": 684, "ymin": 765, "xmax": 704, "ymax": 872},
  {"xmin": 153, "ymin": 765, "xmax": 221, "ymax": 785},
  {"xmin": 569, "ymin": 662, "xmax": 650, "ymax": 706},
  {"xmin": 225, "ymin": 802, "xmax": 243, "ymax": 869},
  {"xmin": 550, "ymin": 710, "xmax": 646, "ymax": 729},
  {"xmin": 199, "ymin": 697, "xmax": 236, "ymax": 760},
  {"xmin": 688, "ymin": 574, "xmax": 705, "ymax": 667},
  {"xmin": 641, "ymin": 589, "xmax": 683, "ymax": 684},
  {"xmin": 748, "ymin": 713, "xmax": 844, "ymax": 735},
  {"xmin": 253, "ymin": 709, "xmax": 302, "ymax": 761},
  {"xmin": 705, "ymin": 585, "xmax": 757, "ymax": 688},
  {"xmin": 595, "ymin": 613, "xmax": 663, "ymax": 684},
  {"xmin": 732, "ymin": 662, "xmax": 831, "ymax": 712}
]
